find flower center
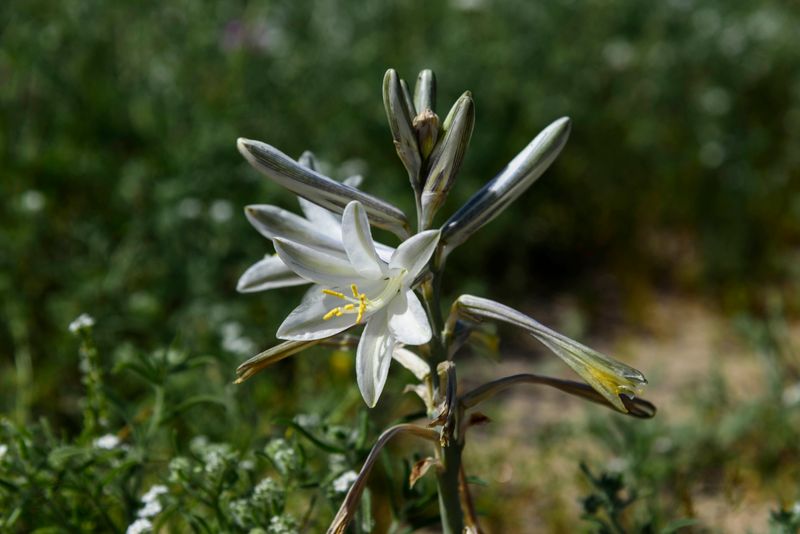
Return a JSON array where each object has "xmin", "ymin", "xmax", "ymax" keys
[
  {"xmin": 322, "ymin": 284, "xmax": 370, "ymax": 323},
  {"xmin": 320, "ymin": 271, "xmax": 407, "ymax": 325}
]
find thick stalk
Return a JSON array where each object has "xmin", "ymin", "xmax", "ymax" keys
[
  {"xmin": 422, "ymin": 262, "xmax": 464, "ymax": 533},
  {"xmin": 437, "ymin": 442, "xmax": 465, "ymax": 534}
]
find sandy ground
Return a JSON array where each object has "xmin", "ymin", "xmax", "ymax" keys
[{"xmin": 452, "ymin": 296, "xmax": 778, "ymax": 533}]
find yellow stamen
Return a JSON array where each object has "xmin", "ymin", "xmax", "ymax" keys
[{"xmin": 320, "ymin": 284, "xmax": 371, "ymax": 324}]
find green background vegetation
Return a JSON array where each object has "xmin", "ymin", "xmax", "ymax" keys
[{"xmin": 2, "ymin": 0, "xmax": 800, "ymax": 531}]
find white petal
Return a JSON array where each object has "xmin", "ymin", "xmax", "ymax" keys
[
  {"xmin": 374, "ymin": 243, "xmax": 395, "ymax": 263},
  {"xmin": 342, "ymin": 201, "xmax": 386, "ymax": 280},
  {"xmin": 343, "ymin": 174, "xmax": 364, "ymax": 188},
  {"xmin": 387, "ymin": 290, "xmax": 432, "ymax": 345},
  {"xmin": 356, "ymin": 310, "xmax": 395, "ymax": 407},
  {"xmin": 274, "ymin": 238, "xmax": 362, "ymax": 287},
  {"xmin": 237, "ymin": 255, "xmax": 309, "ymax": 293},
  {"xmin": 245, "ymin": 205, "xmax": 343, "ymax": 252},
  {"xmin": 389, "ymin": 229, "xmax": 441, "ymax": 280},
  {"xmin": 277, "ymin": 287, "xmax": 358, "ymax": 340},
  {"xmin": 392, "ymin": 346, "xmax": 430, "ymax": 380},
  {"xmin": 297, "ymin": 198, "xmax": 343, "ymax": 239}
]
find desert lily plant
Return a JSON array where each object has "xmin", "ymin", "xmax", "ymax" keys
[{"xmin": 235, "ymin": 68, "xmax": 655, "ymax": 533}]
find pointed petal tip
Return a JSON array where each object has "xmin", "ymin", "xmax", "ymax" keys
[{"xmin": 236, "ymin": 137, "xmax": 253, "ymax": 152}]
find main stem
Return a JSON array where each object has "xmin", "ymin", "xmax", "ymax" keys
[{"xmin": 423, "ymin": 264, "xmax": 465, "ymax": 534}]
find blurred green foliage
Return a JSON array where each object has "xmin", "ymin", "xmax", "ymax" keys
[
  {"xmin": 2, "ymin": 0, "xmax": 800, "ymax": 529},
  {"xmin": 2, "ymin": 0, "xmax": 800, "ymax": 413}
]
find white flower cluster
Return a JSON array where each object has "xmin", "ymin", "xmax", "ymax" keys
[
  {"xmin": 137, "ymin": 485, "xmax": 168, "ymax": 518},
  {"xmin": 332, "ymin": 470, "xmax": 358, "ymax": 493},
  {"xmin": 126, "ymin": 518, "xmax": 152, "ymax": 534},
  {"xmin": 68, "ymin": 313, "xmax": 95, "ymax": 334},
  {"xmin": 0, "ymin": 443, "xmax": 8, "ymax": 461},
  {"xmin": 265, "ymin": 439, "xmax": 299, "ymax": 477},
  {"xmin": 267, "ymin": 514, "xmax": 298, "ymax": 534},
  {"xmin": 126, "ymin": 484, "xmax": 168, "ymax": 532},
  {"xmin": 93, "ymin": 434, "xmax": 120, "ymax": 450}
]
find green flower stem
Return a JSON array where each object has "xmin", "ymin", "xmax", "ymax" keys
[
  {"xmin": 422, "ymin": 262, "xmax": 465, "ymax": 533},
  {"xmin": 437, "ymin": 434, "xmax": 465, "ymax": 534}
]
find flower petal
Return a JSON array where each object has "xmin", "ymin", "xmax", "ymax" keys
[
  {"xmin": 274, "ymin": 238, "xmax": 361, "ymax": 287},
  {"xmin": 237, "ymin": 138, "xmax": 411, "ymax": 238},
  {"xmin": 356, "ymin": 309, "xmax": 395, "ymax": 407},
  {"xmin": 342, "ymin": 201, "xmax": 386, "ymax": 280},
  {"xmin": 297, "ymin": 198, "xmax": 343, "ymax": 240},
  {"xmin": 236, "ymin": 255, "xmax": 309, "ymax": 293},
  {"xmin": 277, "ymin": 287, "xmax": 358, "ymax": 340},
  {"xmin": 392, "ymin": 346, "xmax": 430, "ymax": 380},
  {"xmin": 389, "ymin": 229, "xmax": 441, "ymax": 280},
  {"xmin": 245, "ymin": 204, "xmax": 343, "ymax": 253},
  {"xmin": 387, "ymin": 290, "xmax": 432, "ymax": 345}
]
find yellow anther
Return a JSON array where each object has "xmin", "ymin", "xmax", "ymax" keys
[
  {"xmin": 355, "ymin": 294, "xmax": 367, "ymax": 324},
  {"xmin": 321, "ymin": 283, "xmax": 371, "ymax": 323}
]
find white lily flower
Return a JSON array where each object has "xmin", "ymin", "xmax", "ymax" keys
[
  {"xmin": 274, "ymin": 200, "xmax": 440, "ymax": 407},
  {"xmin": 237, "ymin": 176, "xmax": 394, "ymax": 293}
]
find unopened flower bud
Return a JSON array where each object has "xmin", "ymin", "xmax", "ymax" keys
[
  {"xmin": 382, "ymin": 69, "xmax": 421, "ymax": 191},
  {"xmin": 413, "ymin": 69, "xmax": 436, "ymax": 114},
  {"xmin": 419, "ymin": 92, "xmax": 474, "ymax": 227},
  {"xmin": 413, "ymin": 108, "xmax": 440, "ymax": 160}
]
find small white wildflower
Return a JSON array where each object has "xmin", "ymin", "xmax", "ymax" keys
[
  {"xmin": 21, "ymin": 190, "xmax": 45, "ymax": 212},
  {"xmin": 93, "ymin": 434, "xmax": 120, "ymax": 450},
  {"xmin": 168, "ymin": 456, "xmax": 191, "ymax": 482},
  {"xmin": 69, "ymin": 313, "xmax": 95, "ymax": 334},
  {"xmin": 293, "ymin": 414, "xmax": 319, "ymax": 428},
  {"xmin": 0, "ymin": 444, "xmax": 8, "ymax": 460},
  {"xmin": 332, "ymin": 470, "xmax": 358, "ymax": 493},
  {"xmin": 141, "ymin": 484, "xmax": 168, "ymax": 503},
  {"xmin": 252, "ymin": 476, "xmax": 285, "ymax": 513},
  {"xmin": 126, "ymin": 518, "xmax": 153, "ymax": 534},
  {"xmin": 792, "ymin": 501, "xmax": 800, "ymax": 516},
  {"xmin": 229, "ymin": 498, "xmax": 250, "ymax": 528},
  {"xmin": 210, "ymin": 199, "xmax": 234, "ymax": 223},
  {"xmin": 265, "ymin": 439, "xmax": 298, "ymax": 476},
  {"xmin": 268, "ymin": 514, "xmax": 298, "ymax": 534},
  {"xmin": 240, "ymin": 459, "xmax": 255, "ymax": 471},
  {"xmin": 178, "ymin": 197, "xmax": 203, "ymax": 219},
  {"xmin": 137, "ymin": 500, "xmax": 162, "ymax": 518}
]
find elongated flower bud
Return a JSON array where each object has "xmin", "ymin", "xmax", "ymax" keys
[
  {"xmin": 451, "ymin": 294, "xmax": 646, "ymax": 412},
  {"xmin": 413, "ymin": 69, "xmax": 436, "ymax": 114},
  {"xmin": 441, "ymin": 117, "xmax": 571, "ymax": 253},
  {"xmin": 237, "ymin": 138, "xmax": 410, "ymax": 238},
  {"xmin": 420, "ymin": 92, "xmax": 474, "ymax": 227},
  {"xmin": 382, "ymin": 69, "xmax": 422, "ymax": 191}
]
